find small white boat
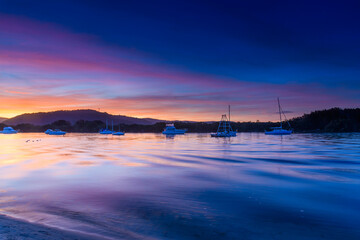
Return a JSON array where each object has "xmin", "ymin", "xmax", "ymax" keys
[
  {"xmin": 100, "ymin": 120, "xmax": 113, "ymax": 134},
  {"xmin": 265, "ymin": 127, "xmax": 292, "ymax": 135},
  {"xmin": 162, "ymin": 124, "xmax": 186, "ymax": 135},
  {"xmin": 100, "ymin": 129, "xmax": 113, "ymax": 134},
  {"xmin": 211, "ymin": 106, "xmax": 237, "ymax": 137},
  {"xmin": 45, "ymin": 129, "xmax": 53, "ymax": 134},
  {"xmin": 112, "ymin": 124, "xmax": 125, "ymax": 136},
  {"xmin": 211, "ymin": 131, "xmax": 237, "ymax": 137},
  {"xmin": 48, "ymin": 129, "xmax": 66, "ymax": 135},
  {"xmin": 265, "ymin": 98, "xmax": 293, "ymax": 135},
  {"xmin": 1, "ymin": 127, "xmax": 18, "ymax": 134},
  {"xmin": 112, "ymin": 131, "xmax": 125, "ymax": 136}
]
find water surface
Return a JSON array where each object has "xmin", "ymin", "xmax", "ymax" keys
[{"xmin": 0, "ymin": 133, "xmax": 359, "ymax": 239}]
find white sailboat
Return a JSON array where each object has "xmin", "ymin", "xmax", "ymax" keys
[
  {"xmin": 211, "ymin": 106, "xmax": 237, "ymax": 137},
  {"xmin": 112, "ymin": 123, "xmax": 125, "ymax": 136},
  {"xmin": 99, "ymin": 120, "xmax": 113, "ymax": 134},
  {"xmin": 265, "ymin": 98, "xmax": 293, "ymax": 135}
]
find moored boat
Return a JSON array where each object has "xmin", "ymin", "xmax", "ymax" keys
[
  {"xmin": 112, "ymin": 123, "xmax": 125, "ymax": 136},
  {"xmin": 100, "ymin": 120, "xmax": 113, "ymax": 134},
  {"xmin": 99, "ymin": 129, "xmax": 113, "ymax": 134},
  {"xmin": 48, "ymin": 129, "xmax": 66, "ymax": 135},
  {"xmin": 265, "ymin": 98, "xmax": 293, "ymax": 135},
  {"xmin": 112, "ymin": 131, "xmax": 125, "ymax": 135},
  {"xmin": 162, "ymin": 124, "xmax": 186, "ymax": 135},
  {"xmin": 45, "ymin": 129, "xmax": 53, "ymax": 134},
  {"xmin": 265, "ymin": 127, "xmax": 292, "ymax": 135},
  {"xmin": 211, "ymin": 106, "xmax": 236, "ymax": 137},
  {"xmin": 1, "ymin": 127, "xmax": 18, "ymax": 134}
]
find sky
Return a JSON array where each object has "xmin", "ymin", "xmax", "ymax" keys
[{"xmin": 0, "ymin": 0, "xmax": 359, "ymax": 121}]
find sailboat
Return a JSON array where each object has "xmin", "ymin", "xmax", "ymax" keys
[
  {"xmin": 211, "ymin": 106, "xmax": 237, "ymax": 137},
  {"xmin": 112, "ymin": 124, "xmax": 125, "ymax": 136},
  {"xmin": 265, "ymin": 98, "xmax": 293, "ymax": 135},
  {"xmin": 99, "ymin": 120, "xmax": 113, "ymax": 134},
  {"xmin": 45, "ymin": 129, "xmax": 66, "ymax": 135}
]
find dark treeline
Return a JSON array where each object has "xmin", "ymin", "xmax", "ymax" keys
[
  {"xmin": 289, "ymin": 107, "xmax": 360, "ymax": 132},
  {"xmin": 1, "ymin": 108, "xmax": 359, "ymax": 133}
]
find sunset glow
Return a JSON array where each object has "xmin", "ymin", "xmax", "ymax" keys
[{"xmin": 0, "ymin": 1, "xmax": 359, "ymax": 121}]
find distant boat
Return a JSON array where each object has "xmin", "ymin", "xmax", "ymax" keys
[
  {"xmin": 46, "ymin": 129, "xmax": 66, "ymax": 135},
  {"xmin": 1, "ymin": 127, "xmax": 18, "ymax": 134},
  {"xmin": 99, "ymin": 129, "xmax": 113, "ymax": 134},
  {"xmin": 112, "ymin": 131, "xmax": 125, "ymax": 136},
  {"xmin": 162, "ymin": 124, "xmax": 186, "ymax": 135},
  {"xmin": 211, "ymin": 106, "xmax": 237, "ymax": 137},
  {"xmin": 265, "ymin": 98, "xmax": 293, "ymax": 135},
  {"xmin": 100, "ymin": 120, "xmax": 113, "ymax": 134},
  {"xmin": 112, "ymin": 124, "xmax": 125, "ymax": 136},
  {"xmin": 45, "ymin": 129, "xmax": 53, "ymax": 134}
]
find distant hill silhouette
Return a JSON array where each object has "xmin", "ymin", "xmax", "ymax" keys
[{"xmin": 3, "ymin": 110, "xmax": 162, "ymax": 126}]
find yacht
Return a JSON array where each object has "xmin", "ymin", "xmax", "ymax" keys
[
  {"xmin": 100, "ymin": 120, "xmax": 113, "ymax": 134},
  {"xmin": 45, "ymin": 129, "xmax": 53, "ymax": 134},
  {"xmin": 211, "ymin": 105, "xmax": 237, "ymax": 137},
  {"xmin": 112, "ymin": 131, "xmax": 125, "ymax": 136},
  {"xmin": 112, "ymin": 125, "xmax": 125, "ymax": 136},
  {"xmin": 1, "ymin": 127, "xmax": 18, "ymax": 134},
  {"xmin": 99, "ymin": 129, "xmax": 113, "ymax": 134},
  {"xmin": 162, "ymin": 124, "xmax": 186, "ymax": 135},
  {"xmin": 46, "ymin": 129, "xmax": 66, "ymax": 135},
  {"xmin": 265, "ymin": 127, "xmax": 292, "ymax": 135},
  {"xmin": 265, "ymin": 98, "xmax": 293, "ymax": 135}
]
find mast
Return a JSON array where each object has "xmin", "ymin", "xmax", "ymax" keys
[
  {"xmin": 277, "ymin": 97, "xmax": 282, "ymax": 128},
  {"xmin": 112, "ymin": 120, "xmax": 114, "ymax": 131},
  {"xmin": 228, "ymin": 105, "xmax": 230, "ymax": 122},
  {"xmin": 106, "ymin": 120, "xmax": 108, "ymax": 130}
]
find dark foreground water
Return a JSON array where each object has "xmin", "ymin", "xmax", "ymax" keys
[{"xmin": 0, "ymin": 133, "xmax": 359, "ymax": 239}]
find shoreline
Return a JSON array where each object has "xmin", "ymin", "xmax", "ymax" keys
[{"xmin": 1, "ymin": 131, "xmax": 360, "ymax": 134}]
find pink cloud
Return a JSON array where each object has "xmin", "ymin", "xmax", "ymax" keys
[
  {"xmin": 0, "ymin": 14, "xmax": 232, "ymax": 89},
  {"xmin": 0, "ymin": 14, "xmax": 358, "ymax": 120}
]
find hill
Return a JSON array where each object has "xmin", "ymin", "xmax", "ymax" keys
[
  {"xmin": 3, "ymin": 110, "xmax": 161, "ymax": 126},
  {"xmin": 289, "ymin": 107, "xmax": 360, "ymax": 132},
  {"xmin": 0, "ymin": 117, "xmax": 7, "ymax": 123}
]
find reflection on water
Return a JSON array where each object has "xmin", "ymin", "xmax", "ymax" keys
[{"xmin": 0, "ymin": 133, "xmax": 359, "ymax": 239}]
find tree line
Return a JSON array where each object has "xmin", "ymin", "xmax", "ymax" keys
[{"xmin": 1, "ymin": 108, "xmax": 359, "ymax": 133}]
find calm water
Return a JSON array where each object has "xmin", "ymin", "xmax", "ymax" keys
[{"xmin": 0, "ymin": 133, "xmax": 359, "ymax": 239}]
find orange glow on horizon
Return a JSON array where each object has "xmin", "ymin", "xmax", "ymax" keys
[
  {"xmin": 0, "ymin": 94, "xmax": 280, "ymax": 122},
  {"xmin": 0, "ymin": 93, "xmax": 254, "ymax": 121},
  {"xmin": 0, "ymin": 108, "xmax": 281, "ymax": 122}
]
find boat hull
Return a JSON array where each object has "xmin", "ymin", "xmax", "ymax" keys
[
  {"xmin": 211, "ymin": 131, "xmax": 237, "ymax": 137},
  {"xmin": 162, "ymin": 130, "xmax": 186, "ymax": 135},
  {"xmin": 48, "ymin": 132, "xmax": 66, "ymax": 135},
  {"xmin": 1, "ymin": 127, "xmax": 18, "ymax": 134},
  {"xmin": 45, "ymin": 129, "xmax": 53, "ymax": 134},
  {"xmin": 1, "ymin": 131, "xmax": 18, "ymax": 134},
  {"xmin": 162, "ymin": 129, "xmax": 186, "ymax": 135},
  {"xmin": 265, "ymin": 130, "xmax": 292, "ymax": 135},
  {"xmin": 99, "ymin": 130, "xmax": 113, "ymax": 134},
  {"xmin": 112, "ymin": 132, "xmax": 125, "ymax": 135}
]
